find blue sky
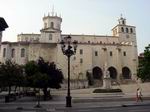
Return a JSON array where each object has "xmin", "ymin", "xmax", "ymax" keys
[{"xmin": 0, "ymin": 0, "xmax": 150, "ymax": 54}]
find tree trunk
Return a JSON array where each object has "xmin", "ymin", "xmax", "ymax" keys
[
  {"xmin": 48, "ymin": 89, "xmax": 52, "ymax": 100},
  {"xmin": 18, "ymin": 86, "xmax": 21, "ymax": 98},
  {"xmin": 14, "ymin": 86, "xmax": 17, "ymax": 94},
  {"xmin": 43, "ymin": 87, "xmax": 47, "ymax": 101},
  {"xmin": 8, "ymin": 86, "xmax": 11, "ymax": 96}
]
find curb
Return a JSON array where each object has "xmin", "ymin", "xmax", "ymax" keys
[
  {"xmin": 73, "ymin": 96, "xmax": 150, "ymax": 103},
  {"xmin": 55, "ymin": 102, "xmax": 150, "ymax": 111}
]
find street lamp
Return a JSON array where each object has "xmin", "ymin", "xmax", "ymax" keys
[{"xmin": 60, "ymin": 35, "xmax": 78, "ymax": 107}]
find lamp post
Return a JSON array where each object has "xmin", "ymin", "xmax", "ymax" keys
[{"xmin": 60, "ymin": 35, "xmax": 77, "ymax": 107}]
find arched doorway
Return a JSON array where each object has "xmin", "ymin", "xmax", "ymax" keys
[
  {"xmin": 92, "ymin": 67, "xmax": 103, "ymax": 80},
  {"xmin": 108, "ymin": 67, "xmax": 117, "ymax": 79},
  {"xmin": 122, "ymin": 67, "xmax": 131, "ymax": 79}
]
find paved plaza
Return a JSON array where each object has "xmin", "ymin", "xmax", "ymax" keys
[{"xmin": 1, "ymin": 84, "xmax": 150, "ymax": 112}]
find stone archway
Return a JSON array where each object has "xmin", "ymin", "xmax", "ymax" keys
[
  {"xmin": 122, "ymin": 67, "xmax": 131, "ymax": 79},
  {"xmin": 92, "ymin": 66, "xmax": 103, "ymax": 80},
  {"xmin": 108, "ymin": 66, "xmax": 117, "ymax": 79}
]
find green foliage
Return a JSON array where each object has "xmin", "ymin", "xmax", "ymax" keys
[
  {"xmin": 25, "ymin": 61, "xmax": 39, "ymax": 76},
  {"xmin": 93, "ymin": 89, "xmax": 122, "ymax": 93},
  {"xmin": 0, "ymin": 60, "xmax": 24, "ymax": 95},
  {"xmin": 137, "ymin": 44, "xmax": 150, "ymax": 82},
  {"xmin": 32, "ymin": 72, "xmax": 49, "ymax": 88},
  {"xmin": 25, "ymin": 57, "xmax": 64, "ymax": 100},
  {"xmin": 25, "ymin": 57, "xmax": 64, "ymax": 89}
]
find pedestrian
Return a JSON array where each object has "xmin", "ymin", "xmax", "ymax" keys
[{"xmin": 136, "ymin": 88, "xmax": 143, "ymax": 102}]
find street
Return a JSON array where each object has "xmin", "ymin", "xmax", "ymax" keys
[
  {"xmin": 0, "ymin": 99, "xmax": 150, "ymax": 112},
  {"xmin": 0, "ymin": 103, "xmax": 150, "ymax": 112},
  {"xmin": 62, "ymin": 105, "xmax": 150, "ymax": 112},
  {"xmin": 1, "ymin": 87, "xmax": 150, "ymax": 112}
]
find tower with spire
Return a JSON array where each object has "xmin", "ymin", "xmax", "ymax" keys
[
  {"xmin": 112, "ymin": 14, "xmax": 138, "ymax": 80},
  {"xmin": 112, "ymin": 14, "xmax": 136, "ymax": 42},
  {"xmin": 40, "ymin": 9, "xmax": 62, "ymax": 43}
]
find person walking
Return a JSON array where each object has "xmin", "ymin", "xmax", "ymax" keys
[{"xmin": 136, "ymin": 88, "xmax": 143, "ymax": 102}]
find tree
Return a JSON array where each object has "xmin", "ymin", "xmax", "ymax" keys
[
  {"xmin": 37, "ymin": 57, "xmax": 64, "ymax": 100},
  {"xmin": 25, "ymin": 57, "xmax": 64, "ymax": 100},
  {"xmin": 25, "ymin": 61, "xmax": 39, "ymax": 87},
  {"xmin": 137, "ymin": 44, "xmax": 150, "ymax": 82},
  {"xmin": 14, "ymin": 65, "xmax": 26, "ymax": 93},
  {"xmin": 0, "ymin": 60, "xmax": 24, "ymax": 96}
]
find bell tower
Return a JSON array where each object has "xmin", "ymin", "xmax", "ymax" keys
[
  {"xmin": 112, "ymin": 15, "xmax": 138, "ymax": 80},
  {"xmin": 112, "ymin": 15, "xmax": 136, "ymax": 43},
  {"xmin": 118, "ymin": 15, "xmax": 126, "ymax": 25},
  {"xmin": 40, "ymin": 11, "xmax": 62, "ymax": 43}
]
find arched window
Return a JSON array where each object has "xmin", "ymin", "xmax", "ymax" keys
[
  {"xmin": 50, "ymin": 22, "xmax": 54, "ymax": 28},
  {"xmin": 130, "ymin": 28, "xmax": 133, "ymax": 33},
  {"xmin": 49, "ymin": 34, "xmax": 52, "ymax": 40},
  {"xmin": 11, "ymin": 49, "xmax": 15, "ymax": 58},
  {"xmin": 115, "ymin": 29, "xmax": 117, "ymax": 34},
  {"xmin": 122, "ymin": 67, "xmax": 131, "ymax": 79},
  {"xmin": 121, "ymin": 27, "xmax": 124, "ymax": 32},
  {"xmin": 21, "ymin": 48, "xmax": 25, "ymax": 57},
  {"xmin": 108, "ymin": 67, "xmax": 117, "ymax": 79},
  {"xmin": 126, "ymin": 28, "xmax": 128, "ymax": 33},
  {"xmin": 92, "ymin": 67, "xmax": 103, "ymax": 79},
  {"xmin": 3, "ymin": 48, "xmax": 6, "ymax": 57},
  {"xmin": 95, "ymin": 51, "xmax": 98, "ymax": 56},
  {"xmin": 44, "ymin": 23, "xmax": 47, "ymax": 28},
  {"xmin": 122, "ymin": 20, "xmax": 125, "ymax": 25}
]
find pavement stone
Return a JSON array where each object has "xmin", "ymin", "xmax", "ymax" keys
[{"xmin": 1, "ymin": 87, "xmax": 150, "ymax": 111}]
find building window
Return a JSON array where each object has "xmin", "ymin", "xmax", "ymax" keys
[
  {"xmin": 123, "ymin": 51, "xmax": 126, "ymax": 56},
  {"xmin": 126, "ymin": 34, "xmax": 129, "ymax": 38},
  {"xmin": 25, "ymin": 37, "xmax": 28, "ymax": 41},
  {"xmin": 21, "ymin": 48, "xmax": 25, "ymax": 57},
  {"xmin": 115, "ymin": 29, "xmax": 117, "ymax": 34},
  {"xmin": 110, "ymin": 51, "xmax": 113, "ymax": 56},
  {"xmin": 44, "ymin": 23, "xmax": 47, "ymax": 28},
  {"xmin": 80, "ymin": 58, "xmax": 83, "ymax": 63},
  {"xmin": 50, "ymin": 22, "xmax": 54, "ymax": 28},
  {"xmin": 73, "ymin": 56, "xmax": 76, "ymax": 60},
  {"xmin": 130, "ymin": 28, "xmax": 133, "ymax": 33},
  {"xmin": 80, "ymin": 49, "xmax": 83, "ymax": 55},
  {"xmin": 121, "ymin": 27, "xmax": 124, "ymax": 32},
  {"xmin": 49, "ymin": 34, "xmax": 52, "ymax": 40},
  {"xmin": 126, "ymin": 28, "xmax": 128, "ymax": 33},
  {"xmin": 18, "ymin": 37, "xmax": 20, "ymax": 41},
  {"xmin": 11, "ymin": 49, "xmax": 15, "ymax": 58},
  {"xmin": 95, "ymin": 51, "xmax": 98, "ymax": 56},
  {"xmin": 3, "ymin": 48, "xmax": 6, "ymax": 57},
  {"xmin": 122, "ymin": 20, "xmax": 125, "ymax": 25}
]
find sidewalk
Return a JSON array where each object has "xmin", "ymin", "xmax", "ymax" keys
[
  {"xmin": 0, "ymin": 87, "xmax": 150, "ymax": 111},
  {"xmin": 0, "ymin": 97, "xmax": 150, "ymax": 112},
  {"xmin": 0, "ymin": 93, "xmax": 150, "ymax": 106}
]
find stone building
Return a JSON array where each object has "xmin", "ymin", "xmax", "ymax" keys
[{"xmin": 0, "ymin": 13, "xmax": 138, "ymax": 88}]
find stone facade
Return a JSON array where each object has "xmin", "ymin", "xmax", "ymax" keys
[{"xmin": 0, "ymin": 13, "xmax": 138, "ymax": 88}]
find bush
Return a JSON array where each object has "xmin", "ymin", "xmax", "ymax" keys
[{"xmin": 93, "ymin": 89, "xmax": 122, "ymax": 93}]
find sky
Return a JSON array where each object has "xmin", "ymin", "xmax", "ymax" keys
[{"xmin": 0, "ymin": 0, "xmax": 150, "ymax": 54}]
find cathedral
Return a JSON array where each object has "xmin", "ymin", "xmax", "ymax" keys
[{"xmin": 0, "ymin": 12, "xmax": 138, "ymax": 88}]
